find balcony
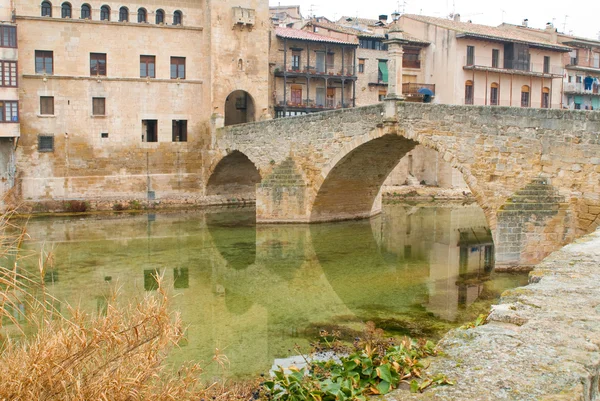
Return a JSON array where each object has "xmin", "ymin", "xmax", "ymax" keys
[
  {"xmin": 274, "ymin": 98, "xmax": 353, "ymax": 118},
  {"xmin": 566, "ymin": 58, "xmax": 600, "ymax": 72},
  {"xmin": 564, "ymin": 82, "xmax": 600, "ymax": 95},
  {"xmin": 274, "ymin": 64, "xmax": 357, "ymax": 79},
  {"xmin": 463, "ymin": 57, "xmax": 564, "ymax": 78}
]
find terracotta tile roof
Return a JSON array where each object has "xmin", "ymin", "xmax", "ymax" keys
[
  {"xmin": 338, "ymin": 16, "xmax": 382, "ymax": 27},
  {"xmin": 274, "ymin": 27, "xmax": 358, "ymax": 45},
  {"xmin": 305, "ymin": 20, "xmax": 430, "ymax": 46},
  {"xmin": 402, "ymin": 14, "xmax": 572, "ymax": 51}
]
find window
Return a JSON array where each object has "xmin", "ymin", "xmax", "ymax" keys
[
  {"xmin": 490, "ymin": 82, "xmax": 499, "ymax": 106},
  {"xmin": 541, "ymin": 87, "xmax": 550, "ymax": 108},
  {"xmin": 90, "ymin": 53, "xmax": 106, "ymax": 76},
  {"xmin": 173, "ymin": 10, "xmax": 182, "ymax": 25},
  {"xmin": 140, "ymin": 55, "xmax": 155, "ymax": 78},
  {"xmin": 492, "ymin": 49, "xmax": 499, "ymax": 68},
  {"xmin": 358, "ymin": 39, "xmax": 387, "ymax": 50},
  {"xmin": 155, "ymin": 9, "xmax": 164, "ymax": 24},
  {"xmin": 466, "ymin": 45, "xmax": 475, "ymax": 66},
  {"xmin": 61, "ymin": 2, "xmax": 71, "ymax": 18},
  {"xmin": 403, "ymin": 47, "xmax": 420, "ymax": 69},
  {"xmin": 0, "ymin": 101, "xmax": 18, "ymax": 122},
  {"xmin": 378, "ymin": 60, "xmax": 388, "ymax": 83},
  {"xmin": 92, "ymin": 97, "xmax": 105, "ymax": 115},
  {"xmin": 35, "ymin": 50, "xmax": 53, "ymax": 74},
  {"xmin": 80, "ymin": 3, "xmax": 91, "ymax": 19},
  {"xmin": 569, "ymin": 50, "xmax": 577, "ymax": 65},
  {"xmin": 170, "ymin": 57, "xmax": 185, "ymax": 79},
  {"xmin": 142, "ymin": 119, "xmax": 158, "ymax": 142},
  {"xmin": 568, "ymin": 75, "xmax": 573, "ymax": 83},
  {"xmin": 38, "ymin": 135, "xmax": 54, "ymax": 152},
  {"xmin": 326, "ymin": 52, "xmax": 334, "ymax": 70},
  {"xmin": 521, "ymin": 85, "xmax": 530, "ymax": 107},
  {"xmin": 119, "ymin": 6, "xmax": 128, "ymax": 22},
  {"xmin": 0, "ymin": 25, "xmax": 17, "ymax": 48},
  {"xmin": 576, "ymin": 75, "xmax": 582, "ymax": 83},
  {"xmin": 378, "ymin": 89, "xmax": 387, "ymax": 101},
  {"xmin": 358, "ymin": 59, "xmax": 365, "ymax": 73},
  {"xmin": 290, "ymin": 85, "xmax": 302, "ymax": 104},
  {"xmin": 0, "ymin": 61, "xmax": 17, "ymax": 87},
  {"xmin": 41, "ymin": 1, "xmax": 52, "ymax": 17},
  {"xmin": 137, "ymin": 8, "xmax": 147, "ymax": 23},
  {"xmin": 594, "ymin": 53, "xmax": 600, "ymax": 69},
  {"xmin": 291, "ymin": 51, "xmax": 300, "ymax": 71},
  {"xmin": 172, "ymin": 120, "xmax": 187, "ymax": 142},
  {"xmin": 100, "ymin": 5, "xmax": 110, "ymax": 20},
  {"xmin": 40, "ymin": 96, "xmax": 54, "ymax": 115},
  {"xmin": 543, "ymin": 56, "xmax": 550, "ymax": 74},
  {"xmin": 465, "ymin": 80, "xmax": 474, "ymax": 104}
]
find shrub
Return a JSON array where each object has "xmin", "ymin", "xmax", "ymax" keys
[{"xmin": 64, "ymin": 200, "xmax": 89, "ymax": 213}]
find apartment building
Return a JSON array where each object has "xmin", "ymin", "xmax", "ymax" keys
[
  {"xmin": 12, "ymin": 0, "xmax": 269, "ymax": 205},
  {"xmin": 269, "ymin": 27, "xmax": 358, "ymax": 118},
  {"xmin": 0, "ymin": 5, "xmax": 18, "ymax": 199},
  {"xmin": 561, "ymin": 35, "xmax": 600, "ymax": 110},
  {"xmin": 399, "ymin": 14, "xmax": 570, "ymax": 108}
]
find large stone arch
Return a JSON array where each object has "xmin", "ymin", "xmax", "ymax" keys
[{"xmin": 206, "ymin": 150, "xmax": 261, "ymax": 203}]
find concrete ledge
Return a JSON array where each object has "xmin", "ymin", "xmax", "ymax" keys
[{"xmin": 387, "ymin": 228, "xmax": 600, "ymax": 401}]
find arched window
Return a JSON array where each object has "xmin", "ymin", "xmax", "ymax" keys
[
  {"xmin": 80, "ymin": 3, "xmax": 91, "ymax": 19},
  {"xmin": 100, "ymin": 5, "xmax": 110, "ymax": 20},
  {"xmin": 155, "ymin": 9, "xmax": 164, "ymax": 24},
  {"xmin": 465, "ymin": 80, "xmax": 474, "ymax": 105},
  {"xmin": 41, "ymin": 1, "xmax": 52, "ymax": 17},
  {"xmin": 61, "ymin": 2, "xmax": 71, "ymax": 18},
  {"xmin": 137, "ymin": 8, "xmax": 147, "ymax": 23},
  {"xmin": 490, "ymin": 82, "xmax": 499, "ymax": 106},
  {"xmin": 119, "ymin": 6, "xmax": 128, "ymax": 22},
  {"xmin": 173, "ymin": 10, "xmax": 182, "ymax": 25},
  {"xmin": 541, "ymin": 87, "xmax": 550, "ymax": 108},
  {"xmin": 521, "ymin": 85, "xmax": 530, "ymax": 107}
]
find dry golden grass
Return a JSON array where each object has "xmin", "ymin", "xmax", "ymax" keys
[{"xmin": 0, "ymin": 211, "xmax": 261, "ymax": 401}]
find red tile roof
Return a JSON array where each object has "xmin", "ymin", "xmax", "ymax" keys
[
  {"xmin": 402, "ymin": 14, "xmax": 571, "ymax": 51},
  {"xmin": 275, "ymin": 27, "xmax": 358, "ymax": 45}
]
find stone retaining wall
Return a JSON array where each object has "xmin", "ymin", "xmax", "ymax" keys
[{"xmin": 387, "ymin": 227, "xmax": 600, "ymax": 400}]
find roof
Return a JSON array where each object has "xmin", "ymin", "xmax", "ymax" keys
[
  {"xmin": 304, "ymin": 20, "xmax": 430, "ymax": 46},
  {"xmin": 274, "ymin": 27, "xmax": 358, "ymax": 45},
  {"xmin": 338, "ymin": 16, "xmax": 382, "ymax": 27},
  {"xmin": 402, "ymin": 14, "xmax": 572, "ymax": 52}
]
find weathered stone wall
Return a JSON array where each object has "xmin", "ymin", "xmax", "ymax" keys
[
  {"xmin": 218, "ymin": 102, "xmax": 600, "ymax": 266},
  {"xmin": 388, "ymin": 227, "xmax": 600, "ymax": 401}
]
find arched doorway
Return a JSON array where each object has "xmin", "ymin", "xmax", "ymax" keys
[{"xmin": 224, "ymin": 90, "xmax": 256, "ymax": 126}]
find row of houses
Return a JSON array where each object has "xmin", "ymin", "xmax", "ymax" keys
[
  {"xmin": 270, "ymin": 9, "xmax": 600, "ymax": 114},
  {"xmin": 0, "ymin": 0, "xmax": 598, "ymax": 206}
]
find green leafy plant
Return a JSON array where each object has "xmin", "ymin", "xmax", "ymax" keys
[{"xmin": 263, "ymin": 323, "xmax": 453, "ymax": 401}]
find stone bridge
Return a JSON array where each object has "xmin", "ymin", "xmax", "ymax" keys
[{"xmin": 210, "ymin": 101, "xmax": 600, "ymax": 268}]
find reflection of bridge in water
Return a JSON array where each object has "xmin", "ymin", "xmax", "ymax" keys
[{"xmin": 19, "ymin": 204, "xmax": 523, "ymax": 378}]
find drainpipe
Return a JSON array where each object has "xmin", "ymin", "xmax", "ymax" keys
[{"xmin": 283, "ymin": 38, "xmax": 287, "ymax": 114}]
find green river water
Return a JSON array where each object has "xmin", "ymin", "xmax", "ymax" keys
[{"xmin": 13, "ymin": 202, "xmax": 527, "ymax": 379}]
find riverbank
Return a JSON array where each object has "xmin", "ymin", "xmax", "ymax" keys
[{"xmin": 387, "ymin": 227, "xmax": 600, "ymax": 400}]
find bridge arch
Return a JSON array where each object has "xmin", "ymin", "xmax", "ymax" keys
[
  {"xmin": 224, "ymin": 90, "xmax": 256, "ymax": 126},
  {"xmin": 310, "ymin": 130, "xmax": 493, "ymax": 228},
  {"xmin": 206, "ymin": 150, "xmax": 261, "ymax": 201}
]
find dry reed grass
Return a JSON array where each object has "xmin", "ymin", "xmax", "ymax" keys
[{"xmin": 0, "ymin": 210, "xmax": 261, "ymax": 401}]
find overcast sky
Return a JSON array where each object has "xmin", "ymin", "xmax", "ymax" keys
[{"xmin": 269, "ymin": 0, "xmax": 600, "ymax": 40}]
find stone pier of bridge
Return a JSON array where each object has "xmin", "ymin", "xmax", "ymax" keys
[{"xmin": 213, "ymin": 101, "xmax": 600, "ymax": 268}]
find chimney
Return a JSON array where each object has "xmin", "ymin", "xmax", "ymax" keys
[
  {"xmin": 522, "ymin": 18, "xmax": 528, "ymax": 27},
  {"xmin": 379, "ymin": 14, "xmax": 388, "ymax": 23},
  {"xmin": 545, "ymin": 22, "xmax": 554, "ymax": 31},
  {"xmin": 453, "ymin": 13, "xmax": 460, "ymax": 22}
]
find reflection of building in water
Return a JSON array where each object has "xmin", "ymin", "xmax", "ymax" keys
[{"xmin": 378, "ymin": 204, "xmax": 494, "ymax": 321}]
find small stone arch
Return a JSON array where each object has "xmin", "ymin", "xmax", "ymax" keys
[
  {"xmin": 224, "ymin": 90, "xmax": 256, "ymax": 126},
  {"xmin": 206, "ymin": 150, "xmax": 261, "ymax": 201}
]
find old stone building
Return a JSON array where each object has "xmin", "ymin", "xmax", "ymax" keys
[
  {"xmin": 0, "ymin": 4, "xmax": 19, "ymax": 200},
  {"xmin": 12, "ymin": 0, "xmax": 269, "ymax": 207}
]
